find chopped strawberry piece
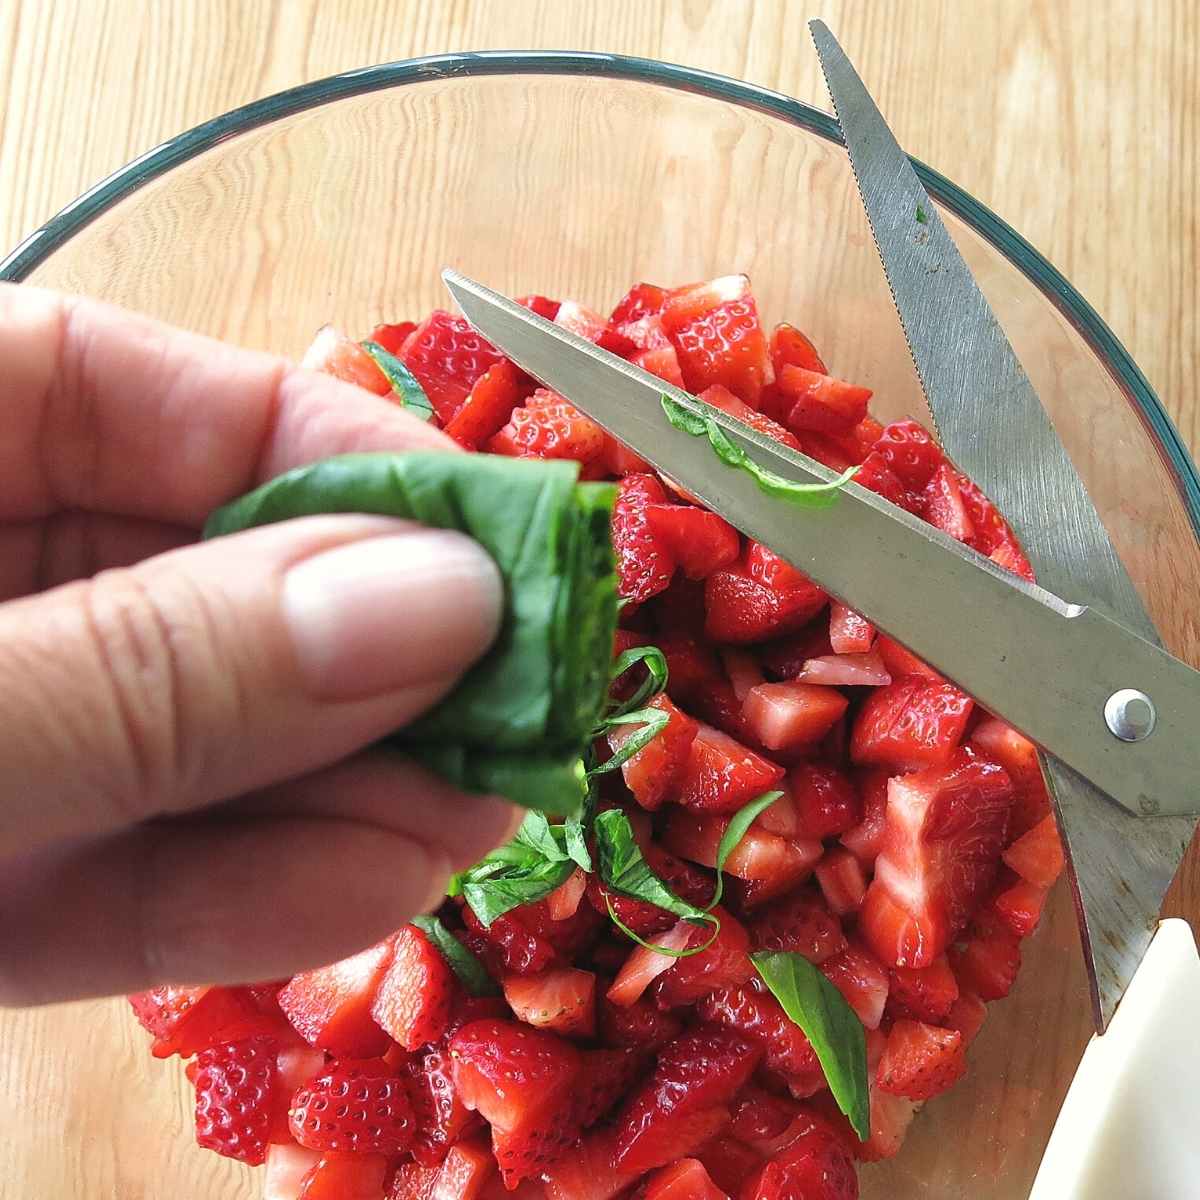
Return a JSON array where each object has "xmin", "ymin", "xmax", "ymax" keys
[
  {"xmin": 555, "ymin": 299, "xmax": 638, "ymax": 357},
  {"xmin": 820, "ymin": 942, "xmax": 889, "ymax": 1029},
  {"xmin": 872, "ymin": 419, "xmax": 944, "ymax": 490},
  {"xmin": 856, "ymin": 1087, "xmax": 917, "ymax": 1162},
  {"xmin": 545, "ymin": 868, "xmax": 587, "ymax": 921},
  {"xmin": 574, "ymin": 1047, "xmax": 650, "ymax": 1127},
  {"xmin": 850, "ymin": 678, "xmax": 974, "ymax": 770},
  {"xmin": 264, "ymin": 1144, "xmax": 322, "ymax": 1200},
  {"xmin": 992, "ymin": 875, "xmax": 1050, "ymax": 939},
  {"xmin": 271, "ymin": 1045, "xmax": 328, "ymax": 1143},
  {"xmin": 642, "ymin": 1158, "xmax": 727, "ymax": 1200},
  {"xmin": 388, "ymin": 1160, "xmax": 439, "ymax": 1200},
  {"xmin": 759, "ymin": 623, "xmax": 834, "ymax": 681},
  {"xmin": 654, "ymin": 910, "xmax": 754, "ymax": 1009},
  {"xmin": 839, "ymin": 769, "xmax": 890, "ymax": 866},
  {"xmin": 851, "ymin": 451, "xmax": 919, "ymax": 512},
  {"xmin": 611, "ymin": 282, "xmax": 669, "ymax": 326},
  {"xmin": 444, "ymin": 359, "xmax": 526, "ymax": 449},
  {"xmin": 676, "ymin": 724, "xmax": 786, "ymax": 813},
  {"xmin": 517, "ymin": 294, "xmax": 561, "ymax": 321},
  {"xmin": 968, "ymin": 717, "xmax": 1050, "ymax": 835},
  {"xmin": 129, "ymin": 985, "xmax": 262, "ymax": 1059},
  {"xmin": 647, "ymin": 504, "xmax": 741, "ymax": 580},
  {"xmin": 700, "ymin": 384, "xmax": 804, "ymax": 451},
  {"xmin": 289, "ymin": 1058, "xmax": 415, "ymax": 1155},
  {"xmin": 877, "ymin": 1019, "xmax": 966, "ymax": 1101},
  {"xmin": 450, "ymin": 1019, "xmax": 583, "ymax": 1187},
  {"xmin": 815, "ymin": 848, "xmax": 868, "ymax": 916},
  {"xmin": 942, "ymin": 991, "xmax": 988, "ymax": 1047},
  {"xmin": 661, "ymin": 275, "xmax": 773, "ymax": 405},
  {"xmin": 860, "ymin": 749, "xmax": 1013, "ymax": 968},
  {"xmin": 631, "ymin": 343, "xmax": 687, "ymax": 388},
  {"xmin": 606, "ymin": 922, "xmax": 693, "ymax": 1007},
  {"xmin": 795, "ymin": 651, "xmax": 890, "ymax": 688},
  {"xmin": 543, "ymin": 1127, "xmax": 640, "ymax": 1200},
  {"xmin": 599, "ymin": 993, "xmax": 685, "ymax": 1050},
  {"xmin": 301, "ymin": 325, "xmax": 393, "ymax": 396},
  {"xmin": 771, "ymin": 321, "xmax": 828, "ymax": 376},
  {"xmin": 404, "ymin": 1045, "xmax": 480, "ymax": 1167},
  {"xmin": 721, "ymin": 649, "xmax": 767, "ymax": 703},
  {"xmin": 502, "ymin": 967, "xmax": 597, "ymax": 1038},
  {"xmin": 922, "ymin": 463, "xmax": 975, "ymax": 542},
  {"xmin": 366, "ymin": 320, "xmax": 417, "ymax": 355},
  {"xmin": 488, "ymin": 388, "xmax": 606, "ymax": 464},
  {"xmin": 608, "ymin": 693, "xmax": 700, "ymax": 810},
  {"xmin": 299, "ymin": 1154, "xmax": 390, "ymax": 1200},
  {"xmin": 1002, "ymin": 813, "xmax": 1064, "ymax": 888},
  {"xmin": 741, "ymin": 1129, "xmax": 859, "ymax": 1200},
  {"xmin": 401, "ymin": 310, "xmax": 504, "ymax": 421},
  {"xmin": 192, "ymin": 1035, "xmax": 278, "ymax": 1165},
  {"xmin": 705, "ymin": 568, "xmax": 829, "ymax": 645},
  {"xmin": 743, "ymin": 683, "xmax": 849, "ymax": 752},
  {"xmin": 873, "ymin": 636, "xmax": 945, "ymax": 684},
  {"xmin": 800, "ymin": 432, "xmax": 857, "ymax": 473},
  {"xmin": 988, "ymin": 536, "xmax": 1036, "ymax": 581},
  {"xmin": 949, "ymin": 911, "xmax": 1022, "ymax": 1001},
  {"xmin": 886, "ymin": 955, "xmax": 960, "ymax": 1024},
  {"xmin": 749, "ymin": 886, "xmax": 847, "ymax": 965},
  {"xmin": 698, "ymin": 985, "xmax": 823, "ymax": 1090},
  {"xmin": 590, "ymin": 875, "xmax": 677, "ymax": 939},
  {"xmin": 612, "ymin": 473, "xmax": 677, "ymax": 603},
  {"xmin": 371, "ymin": 926, "xmax": 454, "ymax": 1051},
  {"xmin": 957, "ymin": 473, "xmax": 1028, "ymax": 561},
  {"xmin": 278, "ymin": 940, "xmax": 394, "ymax": 1058},
  {"xmin": 828, "ymin": 603, "xmax": 876, "ymax": 654},
  {"xmin": 790, "ymin": 764, "xmax": 862, "ymax": 840},
  {"xmin": 779, "ymin": 364, "xmax": 872, "ymax": 436},
  {"xmin": 422, "ymin": 1136, "xmax": 495, "ymax": 1200},
  {"xmin": 615, "ymin": 1024, "xmax": 760, "ymax": 1174},
  {"xmin": 461, "ymin": 901, "xmax": 558, "ymax": 976}
]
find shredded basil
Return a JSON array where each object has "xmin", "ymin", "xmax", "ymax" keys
[
  {"xmin": 706, "ymin": 791, "xmax": 782, "ymax": 910},
  {"xmin": 360, "ymin": 340, "xmax": 435, "ymax": 421}
]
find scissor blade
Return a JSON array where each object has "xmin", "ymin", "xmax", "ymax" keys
[{"xmin": 810, "ymin": 18, "xmax": 1196, "ymax": 1030}]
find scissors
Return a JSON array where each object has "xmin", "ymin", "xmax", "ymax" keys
[{"xmin": 443, "ymin": 21, "xmax": 1200, "ymax": 1198}]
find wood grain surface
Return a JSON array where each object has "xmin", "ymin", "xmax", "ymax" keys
[{"xmin": 0, "ymin": 3, "xmax": 1197, "ymax": 1199}]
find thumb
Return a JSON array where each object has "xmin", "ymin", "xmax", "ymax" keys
[{"xmin": 0, "ymin": 514, "xmax": 504, "ymax": 855}]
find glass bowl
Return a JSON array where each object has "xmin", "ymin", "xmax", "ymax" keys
[{"xmin": 2, "ymin": 51, "xmax": 1198, "ymax": 1200}]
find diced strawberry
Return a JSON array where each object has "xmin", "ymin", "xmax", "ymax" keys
[
  {"xmin": 874, "ymin": 636, "xmax": 945, "ymax": 684},
  {"xmin": 850, "ymin": 678, "xmax": 974, "ymax": 770},
  {"xmin": 705, "ymin": 567, "xmax": 828, "ymax": 645},
  {"xmin": 299, "ymin": 1154, "xmax": 390, "ymax": 1200},
  {"xmin": 697, "ymin": 1138, "xmax": 766, "ymax": 1195},
  {"xmin": 759, "ymin": 623, "xmax": 833, "ymax": 682},
  {"xmin": 721, "ymin": 649, "xmax": 766, "ymax": 703},
  {"xmin": 744, "ymin": 541, "xmax": 816, "ymax": 594},
  {"xmin": 388, "ymin": 1160, "xmax": 439, "ymax": 1200},
  {"xmin": 992, "ymin": 875, "xmax": 1050, "ymax": 939},
  {"xmin": 876, "ymin": 1019, "xmax": 966, "ymax": 1101},
  {"xmin": 740, "ymin": 1129, "xmax": 859, "ymax": 1200},
  {"xmin": 820, "ymin": 942, "xmax": 889, "ymax": 1030},
  {"xmin": 886, "ymin": 956, "xmax": 959, "ymax": 1024},
  {"xmin": 574, "ymin": 1047, "xmax": 650, "ymax": 1127},
  {"xmin": 779, "ymin": 365, "xmax": 871, "ymax": 436},
  {"xmin": 770, "ymin": 321, "xmax": 828, "ymax": 376},
  {"xmin": 606, "ymin": 922, "xmax": 693, "ymax": 1007},
  {"xmin": 743, "ymin": 683, "xmax": 849, "ymax": 752},
  {"xmin": 749, "ymin": 887, "xmax": 847, "ymax": 965},
  {"xmin": 191, "ymin": 1035, "xmax": 278, "ymax": 1165},
  {"xmin": 1002, "ymin": 813, "xmax": 1064, "ymax": 888},
  {"xmin": 922, "ymin": 464, "xmax": 975, "ymax": 543},
  {"xmin": 661, "ymin": 275, "xmax": 773, "ymax": 405},
  {"xmin": 949, "ymin": 911, "xmax": 1022, "ymax": 1001},
  {"xmin": 855, "ymin": 1087, "xmax": 917, "ymax": 1162},
  {"xmin": 488, "ymin": 389, "xmax": 606, "ymax": 464},
  {"xmin": 424, "ymin": 1136, "xmax": 495, "ymax": 1200},
  {"xmin": 611, "ymin": 282, "xmax": 669, "ymax": 326},
  {"xmin": 860, "ymin": 749, "xmax": 1013, "ymax": 968},
  {"xmin": 795, "ymin": 651, "xmax": 890, "ymax": 688},
  {"xmin": 800, "ymin": 432, "xmax": 857, "ymax": 473},
  {"xmin": 942, "ymin": 991, "xmax": 987, "ymax": 1047},
  {"xmin": 543, "ymin": 1127, "xmax": 640, "ymax": 1200},
  {"xmin": 444, "ymin": 359, "xmax": 526, "ymax": 449},
  {"xmin": 729, "ymin": 1087, "xmax": 804, "ymax": 1150},
  {"xmin": 751, "ymin": 787, "xmax": 801, "ymax": 837},
  {"xmin": 790, "ymin": 764, "xmax": 862, "ymax": 840},
  {"xmin": 647, "ymin": 504, "xmax": 741, "ymax": 580},
  {"xmin": 404, "ymin": 1045, "xmax": 480, "ymax": 1167},
  {"xmin": 676, "ymin": 724, "xmax": 786, "ymax": 813},
  {"xmin": 272, "ymin": 1045, "xmax": 328, "ymax": 1143},
  {"xmin": 654, "ymin": 910, "xmax": 754, "ymax": 1009},
  {"xmin": 366, "ymin": 320, "xmax": 417, "ymax": 354},
  {"xmin": 700, "ymin": 384, "xmax": 804, "ymax": 451},
  {"xmin": 129, "ymin": 985, "xmax": 263, "ymax": 1059},
  {"xmin": 839, "ymin": 769, "xmax": 890, "ymax": 866},
  {"xmin": 968, "ymin": 718, "xmax": 1050, "ymax": 835},
  {"xmin": 608, "ymin": 693, "xmax": 700, "ymax": 810},
  {"xmin": 589, "ymin": 875, "xmax": 677, "ymax": 940},
  {"xmin": 612, "ymin": 473, "xmax": 677, "ymax": 603},
  {"xmin": 502, "ymin": 967, "xmax": 597, "ymax": 1037},
  {"xmin": 698, "ymin": 986, "xmax": 823, "ymax": 1090},
  {"xmin": 265, "ymin": 1144, "xmax": 323, "ymax": 1200},
  {"xmin": 517, "ymin": 294, "xmax": 561, "ymax": 321},
  {"xmin": 828, "ymin": 603, "xmax": 876, "ymax": 654},
  {"xmin": 988, "ymin": 536, "xmax": 1036, "ymax": 582},
  {"xmin": 554, "ymin": 299, "xmax": 638, "ymax": 357},
  {"xmin": 851, "ymin": 452, "xmax": 919, "ymax": 512},
  {"xmin": 401, "ymin": 311, "xmax": 504, "ymax": 421},
  {"xmin": 461, "ymin": 903, "xmax": 557, "ymax": 977},
  {"xmin": 956, "ymin": 473, "xmax": 1026, "ymax": 559},
  {"xmin": 815, "ymin": 849, "xmax": 868, "ymax": 916},
  {"xmin": 278, "ymin": 941, "xmax": 394, "ymax": 1059},
  {"xmin": 642, "ymin": 1158, "xmax": 728, "ymax": 1200},
  {"xmin": 450, "ymin": 1019, "xmax": 583, "ymax": 1187},
  {"xmin": 631, "ymin": 343, "xmax": 687, "ymax": 388},
  {"xmin": 543, "ymin": 868, "xmax": 587, "ymax": 922},
  {"xmin": 289, "ymin": 1058, "xmax": 415, "ymax": 1155},
  {"xmin": 371, "ymin": 926, "xmax": 454, "ymax": 1051},
  {"xmin": 615, "ymin": 1024, "xmax": 760, "ymax": 1174},
  {"xmin": 871, "ymin": 419, "xmax": 944, "ymax": 490},
  {"xmin": 301, "ymin": 325, "xmax": 393, "ymax": 396},
  {"xmin": 599, "ymin": 992, "xmax": 685, "ymax": 1050}
]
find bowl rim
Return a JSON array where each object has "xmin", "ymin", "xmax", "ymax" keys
[{"xmin": 3, "ymin": 48, "xmax": 1197, "ymax": 530}]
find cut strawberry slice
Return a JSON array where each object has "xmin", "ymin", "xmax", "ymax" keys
[
  {"xmin": 770, "ymin": 321, "xmax": 828, "ymax": 375},
  {"xmin": 301, "ymin": 325, "xmax": 392, "ymax": 396},
  {"xmin": 543, "ymin": 1127, "xmax": 640, "ymax": 1200},
  {"xmin": 968, "ymin": 717, "xmax": 1050, "ymax": 835},
  {"xmin": 850, "ymin": 678, "xmax": 974, "ymax": 770},
  {"xmin": 700, "ymin": 383, "xmax": 804, "ymax": 451},
  {"xmin": 949, "ymin": 911, "xmax": 1022, "ymax": 1000},
  {"xmin": 554, "ymin": 299, "xmax": 638, "ymax": 356},
  {"xmin": 404, "ymin": 1044, "xmax": 480, "ymax": 1167},
  {"xmin": 631, "ymin": 342, "xmax": 686, "ymax": 388},
  {"xmin": 790, "ymin": 763, "xmax": 862, "ymax": 840},
  {"xmin": 607, "ymin": 693, "xmax": 700, "ymax": 810},
  {"xmin": 942, "ymin": 991, "xmax": 988, "ymax": 1047},
  {"xmin": 698, "ymin": 1136, "xmax": 766, "ymax": 1195},
  {"xmin": 299, "ymin": 1154, "xmax": 390, "ymax": 1200},
  {"xmin": 741, "ymin": 1129, "xmax": 859, "ymax": 1200},
  {"xmin": 642, "ymin": 1158, "xmax": 728, "ymax": 1200},
  {"xmin": 839, "ymin": 768, "xmax": 891, "ymax": 867},
  {"xmin": 371, "ymin": 926, "xmax": 455, "ymax": 1051},
  {"xmin": 749, "ymin": 886, "xmax": 847, "ymax": 965},
  {"xmin": 289, "ymin": 1058, "xmax": 415, "ymax": 1155},
  {"xmin": 860, "ymin": 749, "xmax": 1013, "ymax": 968},
  {"xmin": 502, "ymin": 967, "xmax": 597, "ymax": 1038},
  {"xmin": 698, "ymin": 985, "xmax": 823, "ymax": 1091},
  {"xmin": 872, "ymin": 419, "xmax": 944, "ymax": 490},
  {"xmin": 612, "ymin": 473, "xmax": 678, "ymax": 603},
  {"xmin": 705, "ymin": 568, "xmax": 829, "ymax": 644},
  {"xmin": 676, "ymin": 724, "xmax": 786, "ymax": 813},
  {"xmin": 851, "ymin": 451, "xmax": 919, "ymax": 512},
  {"xmin": 654, "ymin": 909, "xmax": 754, "ymax": 1009},
  {"xmin": 425, "ymin": 1136, "xmax": 495, "ymax": 1200},
  {"xmin": 271, "ymin": 1045, "xmax": 327, "ymax": 1143},
  {"xmin": 992, "ymin": 874, "xmax": 1050, "ymax": 939},
  {"xmin": 646, "ymin": 504, "xmax": 740, "ymax": 580},
  {"xmin": 488, "ymin": 389, "xmax": 606, "ymax": 464},
  {"xmin": 599, "ymin": 992, "xmax": 685, "ymax": 1050},
  {"xmin": 444, "ymin": 359, "xmax": 526, "ymax": 449},
  {"xmin": 779, "ymin": 364, "xmax": 872, "ymax": 435},
  {"xmin": 264, "ymin": 1144, "xmax": 322, "ymax": 1200},
  {"xmin": 820, "ymin": 942, "xmax": 889, "ymax": 1029},
  {"xmin": 610, "ymin": 282, "xmax": 669, "ymax": 326},
  {"xmin": 796, "ymin": 651, "xmax": 890, "ymax": 688},
  {"xmin": 855, "ymin": 1086, "xmax": 917, "ymax": 1162},
  {"xmin": 573, "ymin": 1047, "xmax": 649, "ymax": 1128},
  {"xmin": 815, "ymin": 848, "xmax": 868, "ymax": 916},
  {"xmin": 922, "ymin": 463, "xmax": 975, "ymax": 543},
  {"xmin": 278, "ymin": 940, "xmax": 393, "ymax": 1058},
  {"xmin": 517, "ymin": 294, "xmax": 562, "ymax": 321},
  {"xmin": 886, "ymin": 955, "xmax": 960, "ymax": 1024},
  {"xmin": 743, "ymin": 682, "xmax": 849, "ymax": 752},
  {"xmin": 388, "ymin": 1160, "xmax": 439, "ymax": 1200},
  {"xmin": 828, "ymin": 603, "xmax": 876, "ymax": 654},
  {"xmin": 874, "ymin": 636, "xmax": 945, "ymax": 684},
  {"xmin": 366, "ymin": 320, "xmax": 417, "ymax": 355},
  {"xmin": 401, "ymin": 310, "xmax": 504, "ymax": 421},
  {"xmin": 129, "ymin": 985, "xmax": 263, "ymax": 1059},
  {"xmin": 191, "ymin": 1035, "xmax": 279, "ymax": 1165},
  {"xmin": 1001, "ymin": 813, "xmax": 1064, "ymax": 888},
  {"xmin": 876, "ymin": 1019, "xmax": 966, "ymax": 1101}
]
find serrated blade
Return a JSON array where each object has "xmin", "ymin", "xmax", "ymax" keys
[{"xmin": 810, "ymin": 18, "xmax": 1196, "ymax": 1031}]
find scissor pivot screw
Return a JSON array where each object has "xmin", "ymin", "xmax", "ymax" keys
[{"xmin": 1104, "ymin": 689, "xmax": 1157, "ymax": 742}]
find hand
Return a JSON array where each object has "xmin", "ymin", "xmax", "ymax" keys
[{"xmin": 0, "ymin": 284, "xmax": 517, "ymax": 1005}]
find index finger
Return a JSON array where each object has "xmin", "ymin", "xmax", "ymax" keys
[{"xmin": 0, "ymin": 283, "xmax": 455, "ymax": 526}]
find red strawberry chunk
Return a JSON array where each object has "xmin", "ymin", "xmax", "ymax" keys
[
  {"xmin": 278, "ymin": 940, "xmax": 394, "ymax": 1058},
  {"xmin": 700, "ymin": 384, "xmax": 804, "ymax": 451},
  {"xmin": 861, "ymin": 749, "xmax": 1013, "ymax": 968},
  {"xmin": 856, "ymin": 1087, "xmax": 917, "ymax": 1162},
  {"xmin": 743, "ymin": 683, "xmax": 849, "ymax": 753},
  {"xmin": 574, "ymin": 1047, "xmax": 650, "ymax": 1128},
  {"xmin": 599, "ymin": 993, "xmax": 685, "ymax": 1050},
  {"xmin": 607, "ymin": 922, "xmax": 695, "ymax": 1007},
  {"xmin": 404, "ymin": 1045, "xmax": 480, "ymax": 1167},
  {"xmin": 371, "ymin": 926, "xmax": 454, "ymax": 1051},
  {"xmin": 815, "ymin": 848, "xmax": 868, "ymax": 916},
  {"xmin": 779, "ymin": 364, "xmax": 872, "ymax": 436},
  {"xmin": 760, "ymin": 623, "xmax": 834, "ymax": 682},
  {"xmin": 876, "ymin": 1019, "xmax": 966, "ymax": 1101},
  {"xmin": 613, "ymin": 473, "xmax": 678, "ymax": 603},
  {"xmin": 265, "ymin": 1143, "xmax": 322, "ymax": 1200},
  {"xmin": 366, "ymin": 320, "xmax": 417, "ymax": 355},
  {"xmin": 543, "ymin": 1127, "xmax": 640, "ymax": 1200},
  {"xmin": 705, "ymin": 567, "xmax": 828, "ymax": 645},
  {"xmin": 589, "ymin": 875, "xmax": 677, "ymax": 939},
  {"xmin": 554, "ymin": 299, "xmax": 638, "ymax": 356},
  {"xmin": 615, "ymin": 1024, "xmax": 761, "ymax": 1174},
  {"xmin": 300, "ymin": 1154, "xmax": 390, "ymax": 1200},
  {"xmin": 631, "ymin": 343, "xmax": 687, "ymax": 388},
  {"xmin": 1002, "ymin": 813, "xmax": 1064, "ymax": 888},
  {"xmin": 462, "ymin": 904, "xmax": 558, "ymax": 976},
  {"xmin": 942, "ymin": 991, "xmax": 988, "ymax": 1047},
  {"xmin": 969, "ymin": 718, "xmax": 1050, "ymax": 836},
  {"xmin": 610, "ymin": 282, "xmax": 668, "ymax": 326},
  {"xmin": 488, "ymin": 389, "xmax": 605, "ymax": 464},
  {"xmin": 426, "ymin": 1136, "xmax": 496, "ymax": 1200},
  {"xmin": 546, "ymin": 867, "xmax": 587, "ymax": 921},
  {"xmin": 949, "ymin": 911, "xmax": 1022, "ymax": 1000},
  {"xmin": 871, "ymin": 419, "xmax": 944, "ymax": 490},
  {"xmin": 273, "ymin": 1045, "xmax": 328, "ymax": 1143},
  {"xmin": 517, "ymin": 294, "xmax": 561, "ymax": 321},
  {"xmin": 741, "ymin": 1129, "xmax": 859, "ymax": 1200},
  {"xmin": 388, "ymin": 1159, "xmax": 439, "ymax": 1200},
  {"xmin": 839, "ymin": 769, "xmax": 890, "ymax": 867},
  {"xmin": 851, "ymin": 452, "xmax": 919, "ymax": 512},
  {"xmin": 444, "ymin": 359, "xmax": 526, "ymax": 449},
  {"xmin": 886, "ymin": 955, "xmax": 960, "ymax": 1024},
  {"xmin": 922, "ymin": 463, "xmax": 975, "ymax": 543},
  {"xmin": 820, "ymin": 942, "xmax": 889, "ymax": 1030},
  {"xmin": 502, "ymin": 967, "xmax": 597, "ymax": 1038},
  {"xmin": 647, "ymin": 504, "xmax": 740, "ymax": 580},
  {"xmin": 662, "ymin": 275, "xmax": 773, "ymax": 405},
  {"xmin": 795, "ymin": 652, "xmax": 890, "ymax": 688},
  {"xmin": 874, "ymin": 636, "xmax": 945, "ymax": 684},
  {"xmin": 956, "ymin": 473, "xmax": 1025, "ymax": 558},
  {"xmin": 749, "ymin": 887, "xmax": 847, "ymax": 965},
  {"xmin": 301, "ymin": 325, "xmax": 392, "ymax": 396},
  {"xmin": 790, "ymin": 764, "xmax": 862, "ymax": 840},
  {"xmin": 402, "ymin": 310, "xmax": 504, "ymax": 421},
  {"xmin": 654, "ymin": 909, "xmax": 754, "ymax": 1009},
  {"xmin": 992, "ymin": 875, "xmax": 1050, "ymax": 939},
  {"xmin": 289, "ymin": 1058, "xmax": 415, "ymax": 1155},
  {"xmin": 642, "ymin": 1159, "xmax": 727, "ymax": 1200},
  {"xmin": 129, "ymin": 985, "xmax": 262, "ymax": 1059},
  {"xmin": 770, "ymin": 321, "xmax": 828, "ymax": 376},
  {"xmin": 192, "ymin": 1035, "xmax": 278, "ymax": 1165},
  {"xmin": 676, "ymin": 724, "xmax": 786, "ymax": 813},
  {"xmin": 850, "ymin": 678, "xmax": 974, "ymax": 771},
  {"xmin": 609, "ymin": 693, "xmax": 700, "ymax": 809},
  {"xmin": 698, "ymin": 985, "xmax": 823, "ymax": 1090},
  {"xmin": 722, "ymin": 648, "xmax": 767, "ymax": 702},
  {"xmin": 828, "ymin": 603, "xmax": 876, "ymax": 654}
]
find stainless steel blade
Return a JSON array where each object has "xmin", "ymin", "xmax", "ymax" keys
[{"xmin": 809, "ymin": 18, "xmax": 1197, "ymax": 1030}]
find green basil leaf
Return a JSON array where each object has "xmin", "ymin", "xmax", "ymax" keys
[
  {"xmin": 563, "ymin": 813, "xmax": 593, "ymax": 872},
  {"xmin": 751, "ymin": 950, "xmax": 871, "ymax": 1141},
  {"xmin": 916, "ymin": 203, "xmax": 929, "ymax": 224},
  {"xmin": 604, "ymin": 896, "xmax": 717, "ymax": 958},
  {"xmin": 589, "ymin": 707, "xmax": 670, "ymax": 777},
  {"xmin": 608, "ymin": 645, "xmax": 670, "ymax": 716},
  {"xmin": 411, "ymin": 915, "xmax": 499, "ymax": 996},
  {"xmin": 660, "ymin": 394, "xmax": 709, "ymax": 436},
  {"xmin": 360, "ymin": 340, "xmax": 435, "ymax": 421},
  {"xmin": 462, "ymin": 857, "xmax": 575, "ymax": 926},
  {"xmin": 707, "ymin": 790, "xmax": 782, "ymax": 910},
  {"xmin": 515, "ymin": 811, "xmax": 570, "ymax": 863}
]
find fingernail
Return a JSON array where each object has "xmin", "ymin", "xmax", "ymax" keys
[{"xmin": 283, "ymin": 528, "xmax": 502, "ymax": 700}]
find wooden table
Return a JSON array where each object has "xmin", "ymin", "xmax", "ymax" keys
[{"xmin": 1, "ymin": 3, "xmax": 1197, "ymax": 1198}]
